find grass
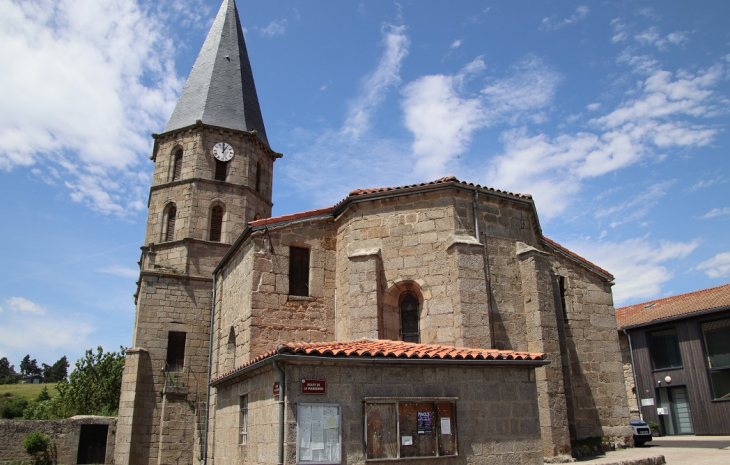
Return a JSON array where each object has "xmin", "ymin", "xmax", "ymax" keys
[{"xmin": 0, "ymin": 383, "xmax": 58, "ymax": 401}]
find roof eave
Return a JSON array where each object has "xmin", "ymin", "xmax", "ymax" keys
[{"xmin": 619, "ymin": 304, "xmax": 730, "ymax": 331}]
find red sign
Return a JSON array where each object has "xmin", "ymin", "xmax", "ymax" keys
[
  {"xmin": 301, "ymin": 379, "xmax": 326, "ymax": 394},
  {"xmin": 273, "ymin": 381, "xmax": 280, "ymax": 397}
]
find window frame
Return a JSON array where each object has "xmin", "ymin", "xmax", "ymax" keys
[
  {"xmin": 163, "ymin": 204, "xmax": 177, "ymax": 242},
  {"xmin": 171, "ymin": 149, "xmax": 183, "ymax": 182},
  {"xmin": 165, "ymin": 331, "xmax": 186, "ymax": 373},
  {"xmin": 214, "ymin": 158, "xmax": 227, "ymax": 181},
  {"xmin": 296, "ymin": 403, "xmax": 341, "ymax": 465},
  {"xmin": 363, "ymin": 397, "xmax": 458, "ymax": 461},
  {"xmin": 209, "ymin": 204, "xmax": 224, "ymax": 242},
  {"xmin": 289, "ymin": 246, "xmax": 310, "ymax": 297},
  {"xmin": 700, "ymin": 318, "xmax": 730, "ymax": 401},
  {"xmin": 399, "ymin": 292, "xmax": 420, "ymax": 343},
  {"xmin": 647, "ymin": 327, "xmax": 683, "ymax": 372}
]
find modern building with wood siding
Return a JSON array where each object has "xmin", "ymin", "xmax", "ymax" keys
[{"xmin": 617, "ymin": 283, "xmax": 730, "ymax": 435}]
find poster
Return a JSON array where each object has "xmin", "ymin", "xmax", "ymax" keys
[
  {"xmin": 417, "ymin": 412, "xmax": 433, "ymax": 435},
  {"xmin": 298, "ymin": 404, "xmax": 341, "ymax": 464},
  {"xmin": 440, "ymin": 417, "xmax": 452, "ymax": 435}
]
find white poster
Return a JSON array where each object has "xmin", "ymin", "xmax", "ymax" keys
[
  {"xmin": 440, "ymin": 417, "xmax": 452, "ymax": 435},
  {"xmin": 298, "ymin": 404, "xmax": 341, "ymax": 464}
]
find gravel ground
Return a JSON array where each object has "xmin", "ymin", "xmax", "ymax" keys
[{"xmin": 574, "ymin": 436, "xmax": 730, "ymax": 465}]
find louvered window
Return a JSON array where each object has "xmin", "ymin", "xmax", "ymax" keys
[
  {"xmin": 215, "ymin": 159, "xmax": 227, "ymax": 181},
  {"xmin": 172, "ymin": 150, "xmax": 183, "ymax": 181},
  {"xmin": 289, "ymin": 247, "xmax": 310, "ymax": 296},
  {"xmin": 210, "ymin": 205, "xmax": 223, "ymax": 242},
  {"xmin": 165, "ymin": 206, "xmax": 177, "ymax": 242},
  {"xmin": 400, "ymin": 293, "xmax": 420, "ymax": 343},
  {"xmin": 255, "ymin": 162, "xmax": 262, "ymax": 192}
]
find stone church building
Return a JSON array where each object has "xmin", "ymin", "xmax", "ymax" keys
[{"xmin": 114, "ymin": 1, "xmax": 631, "ymax": 464}]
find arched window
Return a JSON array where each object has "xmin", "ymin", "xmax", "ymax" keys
[
  {"xmin": 215, "ymin": 159, "xmax": 227, "ymax": 181},
  {"xmin": 210, "ymin": 205, "xmax": 224, "ymax": 242},
  {"xmin": 163, "ymin": 204, "xmax": 177, "ymax": 242},
  {"xmin": 255, "ymin": 161, "xmax": 262, "ymax": 192},
  {"xmin": 171, "ymin": 149, "xmax": 183, "ymax": 181},
  {"xmin": 400, "ymin": 292, "xmax": 420, "ymax": 343},
  {"xmin": 227, "ymin": 326, "xmax": 236, "ymax": 369}
]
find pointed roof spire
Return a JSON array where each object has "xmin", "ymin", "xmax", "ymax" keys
[{"xmin": 164, "ymin": 0, "xmax": 269, "ymax": 145}]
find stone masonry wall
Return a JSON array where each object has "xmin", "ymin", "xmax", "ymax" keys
[
  {"xmin": 211, "ymin": 360, "xmax": 543, "ymax": 465},
  {"xmin": 619, "ymin": 332, "xmax": 640, "ymax": 416},
  {"xmin": 0, "ymin": 417, "xmax": 116, "ymax": 465}
]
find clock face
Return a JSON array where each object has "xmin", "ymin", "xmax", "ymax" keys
[{"xmin": 212, "ymin": 142, "xmax": 234, "ymax": 162}]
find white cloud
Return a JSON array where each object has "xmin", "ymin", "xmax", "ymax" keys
[
  {"xmin": 565, "ymin": 236, "xmax": 698, "ymax": 305},
  {"xmin": 0, "ymin": 312, "xmax": 95, "ymax": 357},
  {"xmin": 586, "ymin": 103, "xmax": 601, "ymax": 111},
  {"xmin": 450, "ymin": 39, "xmax": 462, "ymax": 49},
  {"xmin": 342, "ymin": 24, "xmax": 410, "ymax": 140},
  {"xmin": 99, "ymin": 265, "xmax": 140, "ymax": 279},
  {"xmin": 259, "ymin": 18, "xmax": 287, "ymax": 38},
  {"xmin": 4, "ymin": 297, "xmax": 46, "ymax": 315},
  {"xmin": 595, "ymin": 180, "xmax": 674, "ymax": 227},
  {"xmin": 0, "ymin": 0, "xmax": 182, "ymax": 216},
  {"xmin": 611, "ymin": 18, "xmax": 628, "ymax": 43},
  {"xmin": 696, "ymin": 252, "xmax": 730, "ymax": 279},
  {"xmin": 702, "ymin": 207, "xmax": 730, "ymax": 219},
  {"xmin": 540, "ymin": 6, "xmax": 589, "ymax": 32},
  {"xmin": 635, "ymin": 27, "xmax": 689, "ymax": 51},
  {"xmin": 690, "ymin": 177, "xmax": 722, "ymax": 191}
]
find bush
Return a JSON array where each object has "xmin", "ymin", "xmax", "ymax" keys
[
  {"xmin": 22, "ymin": 431, "xmax": 54, "ymax": 465},
  {"xmin": 0, "ymin": 395, "xmax": 29, "ymax": 419}
]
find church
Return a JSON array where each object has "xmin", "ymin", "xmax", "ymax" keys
[{"xmin": 114, "ymin": 1, "xmax": 631, "ymax": 464}]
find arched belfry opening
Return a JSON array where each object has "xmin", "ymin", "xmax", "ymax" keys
[{"xmin": 381, "ymin": 281, "xmax": 425, "ymax": 342}]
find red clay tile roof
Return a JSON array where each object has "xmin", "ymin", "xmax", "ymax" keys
[
  {"xmin": 211, "ymin": 339, "xmax": 546, "ymax": 383},
  {"xmin": 345, "ymin": 175, "xmax": 532, "ymax": 201},
  {"xmin": 616, "ymin": 283, "xmax": 730, "ymax": 329},
  {"xmin": 541, "ymin": 236, "xmax": 614, "ymax": 279},
  {"xmin": 249, "ymin": 206, "xmax": 332, "ymax": 228}
]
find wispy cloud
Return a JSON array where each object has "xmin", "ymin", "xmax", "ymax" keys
[
  {"xmin": 595, "ymin": 180, "xmax": 675, "ymax": 227},
  {"xmin": 696, "ymin": 252, "xmax": 730, "ymax": 278},
  {"xmin": 702, "ymin": 207, "xmax": 730, "ymax": 219},
  {"xmin": 690, "ymin": 177, "xmax": 723, "ymax": 191},
  {"xmin": 0, "ymin": 0, "xmax": 182, "ymax": 216},
  {"xmin": 4, "ymin": 297, "xmax": 46, "ymax": 315},
  {"xmin": 259, "ymin": 18, "xmax": 288, "ymax": 38},
  {"xmin": 450, "ymin": 39, "xmax": 462, "ymax": 49},
  {"xmin": 342, "ymin": 24, "xmax": 410, "ymax": 140},
  {"xmin": 99, "ymin": 265, "xmax": 139, "ymax": 279},
  {"xmin": 540, "ymin": 6, "xmax": 589, "ymax": 32},
  {"xmin": 635, "ymin": 27, "xmax": 689, "ymax": 51},
  {"xmin": 566, "ymin": 236, "xmax": 699, "ymax": 305}
]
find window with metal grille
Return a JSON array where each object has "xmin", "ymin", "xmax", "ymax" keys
[
  {"xmin": 400, "ymin": 293, "xmax": 419, "ymax": 343},
  {"xmin": 255, "ymin": 161, "xmax": 262, "ymax": 192},
  {"xmin": 210, "ymin": 205, "xmax": 224, "ymax": 242},
  {"xmin": 215, "ymin": 159, "xmax": 227, "ymax": 181},
  {"xmin": 165, "ymin": 205, "xmax": 177, "ymax": 242},
  {"xmin": 172, "ymin": 150, "xmax": 183, "ymax": 181},
  {"xmin": 648, "ymin": 328, "xmax": 682, "ymax": 371},
  {"xmin": 240, "ymin": 395, "xmax": 248, "ymax": 444},
  {"xmin": 365, "ymin": 398, "xmax": 457, "ymax": 460},
  {"xmin": 289, "ymin": 247, "xmax": 310, "ymax": 296},
  {"xmin": 701, "ymin": 318, "xmax": 730, "ymax": 400},
  {"xmin": 166, "ymin": 331, "xmax": 186, "ymax": 372}
]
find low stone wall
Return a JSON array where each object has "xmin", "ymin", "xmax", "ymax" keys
[{"xmin": 0, "ymin": 416, "xmax": 116, "ymax": 464}]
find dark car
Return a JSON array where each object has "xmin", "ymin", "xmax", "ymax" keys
[{"xmin": 631, "ymin": 419, "xmax": 653, "ymax": 446}]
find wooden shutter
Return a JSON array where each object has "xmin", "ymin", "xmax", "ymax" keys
[
  {"xmin": 166, "ymin": 331, "xmax": 186, "ymax": 372},
  {"xmin": 215, "ymin": 159, "xmax": 227, "ymax": 181},
  {"xmin": 289, "ymin": 247, "xmax": 310, "ymax": 296},
  {"xmin": 166, "ymin": 207, "xmax": 176, "ymax": 242},
  {"xmin": 172, "ymin": 151, "xmax": 183, "ymax": 181},
  {"xmin": 210, "ymin": 206, "xmax": 223, "ymax": 242},
  {"xmin": 255, "ymin": 162, "xmax": 262, "ymax": 192}
]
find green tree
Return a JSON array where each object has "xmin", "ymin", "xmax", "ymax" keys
[
  {"xmin": 0, "ymin": 357, "xmax": 20, "ymax": 384},
  {"xmin": 42, "ymin": 356, "xmax": 69, "ymax": 383},
  {"xmin": 25, "ymin": 347, "xmax": 125, "ymax": 419},
  {"xmin": 23, "ymin": 431, "xmax": 54, "ymax": 465},
  {"xmin": 20, "ymin": 355, "xmax": 42, "ymax": 377}
]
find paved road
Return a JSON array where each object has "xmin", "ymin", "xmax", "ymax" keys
[{"xmin": 575, "ymin": 436, "xmax": 730, "ymax": 464}]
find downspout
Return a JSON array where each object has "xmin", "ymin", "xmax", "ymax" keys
[
  {"xmin": 202, "ymin": 271, "xmax": 217, "ymax": 465},
  {"xmin": 273, "ymin": 359, "xmax": 286, "ymax": 465},
  {"xmin": 474, "ymin": 188, "xmax": 496, "ymax": 349},
  {"xmin": 334, "ymin": 289, "xmax": 338, "ymax": 340},
  {"xmin": 623, "ymin": 328, "xmax": 642, "ymax": 421}
]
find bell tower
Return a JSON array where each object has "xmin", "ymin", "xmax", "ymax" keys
[{"xmin": 115, "ymin": 1, "xmax": 281, "ymax": 464}]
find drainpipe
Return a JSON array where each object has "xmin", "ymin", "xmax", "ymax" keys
[
  {"xmin": 623, "ymin": 328, "xmax": 642, "ymax": 421},
  {"xmin": 273, "ymin": 358, "xmax": 286, "ymax": 465},
  {"xmin": 474, "ymin": 188, "xmax": 495, "ymax": 349},
  {"xmin": 334, "ymin": 289, "xmax": 338, "ymax": 340},
  {"xmin": 202, "ymin": 272, "xmax": 218, "ymax": 465}
]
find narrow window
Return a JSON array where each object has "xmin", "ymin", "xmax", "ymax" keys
[
  {"xmin": 701, "ymin": 318, "xmax": 730, "ymax": 400},
  {"xmin": 210, "ymin": 205, "xmax": 224, "ymax": 242},
  {"xmin": 255, "ymin": 162, "xmax": 262, "ymax": 192},
  {"xmin": 648, "ymin": 328, "xmax": 682, "ymax": 371},
  {"xmin": 165, "ymin": 206, "xmax": 177, "ymax": 242},
  {"xmin": 228, "ymin": 326, "xmax": 236, "ymax": 369},
  {"xmin": 166, "ymin": 331, "xmax": 186, "ymax": 372},
  {"xmin": 240, "ymin": 395, "xmax": 248, "ymax": 445},
  {"xmin": 400, "ymin": 293, "xmax": 419, "ymax": 343},
  {"xmin": 172, "ymin": 150, "xmax": 183, "ymax": 181},
  {"xmin": 558, "ymin": 276, "xmax": 568, "ymax": 320},
  {"xmin": 289, "ymin": 247, "xmax": 310, "ymax": 296},
  {"xmin": 215, "ymin": 159, "xmax": 227, "ymax": 181}
]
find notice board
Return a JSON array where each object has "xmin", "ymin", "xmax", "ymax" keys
[{"xmin": 297, "ymin": 403, "xmax": 341, "ymax": 464}]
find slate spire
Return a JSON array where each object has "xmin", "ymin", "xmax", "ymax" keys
[{"xmin": 164, "ymin": 0, "xmax": 268, "ymax": 145}]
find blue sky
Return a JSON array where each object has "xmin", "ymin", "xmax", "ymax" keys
[{"xmin": 1, "ymin": 0, "xmax": 729, "ymax": 369}]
